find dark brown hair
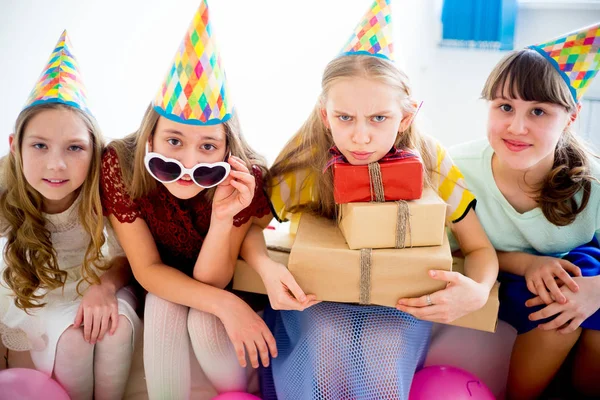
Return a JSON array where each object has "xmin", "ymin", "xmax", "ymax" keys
[{"xmin": 482, "ymin": 49, "xmax": 596, "ymax": 226}]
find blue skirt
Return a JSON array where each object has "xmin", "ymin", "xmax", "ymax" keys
[
  {"xmin": 499, "ymin": 238, "xmax": 600, "ymax": 335},
  {"xmin": 260, "ymin": 302, "xmax": 432, "ymax": 400}
]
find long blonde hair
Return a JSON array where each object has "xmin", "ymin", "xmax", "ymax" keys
[
  {"xmin": 0, "ymin": 103, "xmax": 107, "ymax": 311},
  {"xmin": 109, "ymin": 105, "xmax": 266, "ymax": 201},
  {"xmin": 482, "ymin": 49, "xmax": 596, "ymax": 226},
  {"xmin": 269, "ymin": 54, "xmax": 434, "ymax": 219}
]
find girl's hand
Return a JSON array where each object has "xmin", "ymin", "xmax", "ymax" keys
[
  {"xmin": 260, "ymin": 261, "xmax": 320, "ymax": 311},
  {"xmin": 212, "ymin": 156, "xmax": 256, "ymax": 222},
  {"xmin": 527, "ymin": 275, "xmax": 600, "ymax": 334},
  {"xmin": 216, "ymin": 295, "xmax": 278, "ymax": 369},
  {"xmin": 74, "ymin": 283, "xmax": 119, "ymax": 344},
  {"xmin": 396, "ymin": 270, "xmax": 489, "ymax": 323},
  {"xmin": 525, "ymin": 255, "xmax": 581, "ymax": 305}
]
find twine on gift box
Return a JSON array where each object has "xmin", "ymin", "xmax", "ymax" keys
[
  {"xmin": 354, "ymin": 203, "xmax": 411, "ymax": 305},
  {"xmin": 266, "ymin": 245, "xmax": 292, "ymax": 253},
  {"xmin": 356, "ymin": 162, "xmax": 412, "ymax": 305},
  {"xmin": 367, "ymin": 162, "xmax": 412, "ymax": 248},
  {"xmin": 395, "ymin": 200, "xmax": 412, "ymax": 249},
  {"xmin": 359, "ymin": 248, "xmax": 372, "ymax": 305},
  {"xmin": 368, "ymin": 162, "xmax": 385, "ymax": 202}
]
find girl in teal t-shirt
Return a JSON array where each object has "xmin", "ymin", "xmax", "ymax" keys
[{"xmin": 451, "ymin": 27, "xmax": 600, "ymax": 398}]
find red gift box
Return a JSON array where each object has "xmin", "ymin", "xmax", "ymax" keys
[{"xmin": 332, "ymin": 158, "xmax": 424, "ymax": 204}]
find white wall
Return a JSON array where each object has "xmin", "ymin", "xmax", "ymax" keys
[
  {"xmin": 404, "ymin": 1, "xmax": 600, "ymax": 148},
  {"xmin": 1, "ymin": 0, "xmax": 599, "ymax": 163}
]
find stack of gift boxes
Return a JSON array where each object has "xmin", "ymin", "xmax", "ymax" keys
[
  {"xmin": 233, "ymin": 153, "xmax": 500, "ymax": 332},
  {"xmin": 288, "ymin": 152, "xmax": 454, "ymax": 307}
]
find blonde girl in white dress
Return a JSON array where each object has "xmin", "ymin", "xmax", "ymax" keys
[{"xmin": 0, "ymin": 31, "xmax": 140, "ymax": 400}]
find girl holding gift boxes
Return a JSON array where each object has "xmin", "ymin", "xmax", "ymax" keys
[
  {"xmin": 239, "ymin": 1, "xmax": 499, "ymax": 399},
  {"xmin": 100, "ymin": 1, "xmax": 278, "ymax": 398},
  {"xmin": 449, "ymin": 24, "xmax": 600, "ymax": 399},
  {"xmin": 0, "ymin": 31, "xmax": 141, "ymax": 400}
]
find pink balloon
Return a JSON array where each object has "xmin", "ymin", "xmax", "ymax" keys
[
  {"xmin": 212, "ymin": 392, "xmax": 262, "ymax": 400},
  {"xmin": 409, "ymin": 365, "xmax": 495, "ymax": 400},
  {"xmin": 0, "ymin": 368, "xmax": 70, "ymax": 400}
]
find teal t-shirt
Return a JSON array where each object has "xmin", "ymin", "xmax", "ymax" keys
[{"xmin": 448, "ymin": 139, "xmax": 600, "ymax": 257}]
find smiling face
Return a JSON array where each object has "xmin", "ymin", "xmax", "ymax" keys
[
  {"xmin": 18, "ymin": 107, "xmax": 93, "ymax": 213},
  {"xmin": 320, "ymin": 77, "xmax": 413, "ymax": 165},
  {"xmin": 149, "ymin": 116, "xmax": 228, "ymax": 199},
  {"xmin": 487, "ymin": 94, "xmax": 572, "ymax": 172},
  {"xmin": 482, "ymin": 50, "xmax": 578, "ymax": 175}
]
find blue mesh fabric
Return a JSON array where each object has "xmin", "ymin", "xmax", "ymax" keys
[{"xmin": 261, "ymin": 302, "xmax": 432, "ymax": 400}]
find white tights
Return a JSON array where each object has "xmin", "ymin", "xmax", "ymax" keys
[
  {"xmin": 143, "ymin": 293, "xmax": 248, "ymax": 400},
  {"xmin": 52, "ymin": 315, "xmax": 134, "ymax": 400}
]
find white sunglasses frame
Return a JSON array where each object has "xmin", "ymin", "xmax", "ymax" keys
[{"xmin": 144, "ymin": 143, "xmax": 231, "ymax": 188}]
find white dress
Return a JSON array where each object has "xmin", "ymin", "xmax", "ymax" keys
[{"xmin": 0, "ymin": 196, "xmax": 141, "ymax": 376}]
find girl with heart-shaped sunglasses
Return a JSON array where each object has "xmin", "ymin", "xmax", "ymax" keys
[
  {"xmin": 144, "ymin": 141, "xmax": 231, "ymax": 189},
  {"xmin": 100, "ymin": 1, "xmax": 277, "ymax": 396},
  {"xmin": 103, "ymin": 106, "xmax": 276, "ymax": 396},
  {"xmin": 102, "ymin": 107, "xmax": 276, "ymax": 396}
]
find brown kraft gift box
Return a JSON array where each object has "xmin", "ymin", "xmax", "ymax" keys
[
  {"xmin": 233, "ymin": 229, "xmax": 499, "ymax": 332},
  {"xmin": 338, "ymin": 188, "xmax": 448, "ymax": 250},
  {"xmin": 287, "ymin": 213, "xmax": 452, "ymax": 307},
  {"xmin": 449, "ymin": 258, "xmax": 500, "ymax": 333}
]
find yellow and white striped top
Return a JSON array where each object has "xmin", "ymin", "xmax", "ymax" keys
[
  {"xmin": 269, "ymin": 136, "xmax": 475, "ymax": 230},
  {"xmin": 429, "ymin": 138, "xmax": 476, "ymax": 223}
]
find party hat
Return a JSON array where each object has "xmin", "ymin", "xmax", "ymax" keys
[
  {"xmin": 24, "ymin": 30, "xmax": 92, "ymax": 115},
  {"xmin": 340, "ymin": 0, "xmax": 394, "ymax": 60},
  {"xmin": 529, "ymin": 23, "xmax": 600, "ymax": 103},
  {"xmin": 153, "ymin": 0, "xmax": 232, "ymax": 125}
]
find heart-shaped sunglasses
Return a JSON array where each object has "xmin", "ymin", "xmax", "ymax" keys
[{"xmin": 144, "ymin": 143, "xmax": 231, "ymax": 188}]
